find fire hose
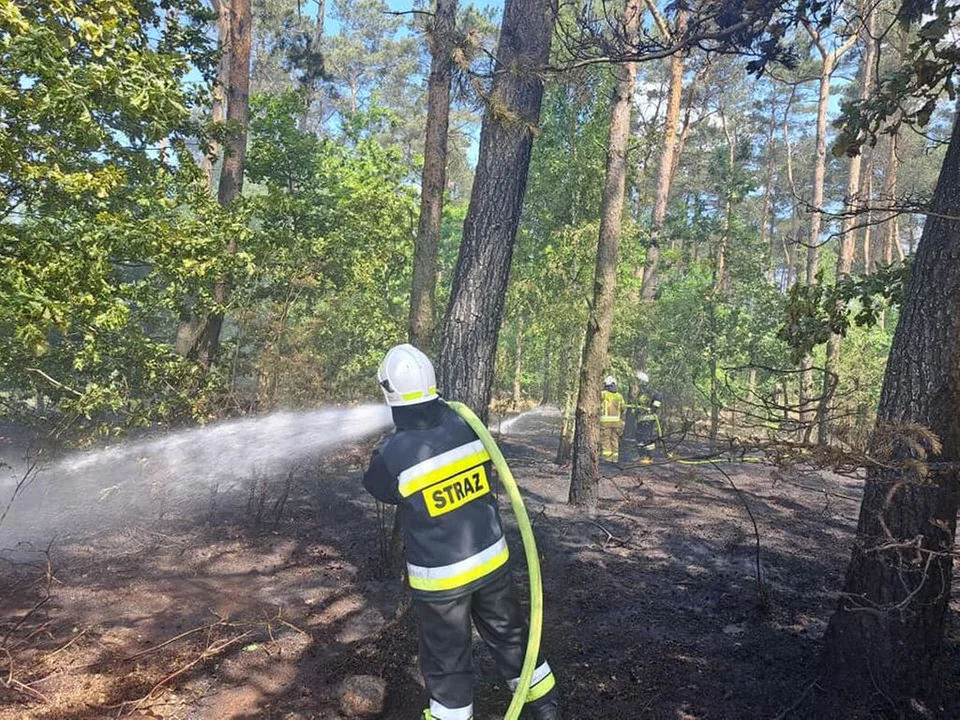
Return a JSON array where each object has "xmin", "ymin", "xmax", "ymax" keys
[{"xmin": 445, "ymin": 401, "xmax": 543, "ymax": 720}]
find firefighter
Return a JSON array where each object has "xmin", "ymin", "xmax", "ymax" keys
[
  {"xmin": 634, "ymin": 371, "xmax": 663, "ymax": 464},
  {"xmin": 362, "ymin": 344, "xmax": 560, "ymax": 720},
  {"xmin": 600, "ymin": 375, "xmax": 625, "ymax": 462}
]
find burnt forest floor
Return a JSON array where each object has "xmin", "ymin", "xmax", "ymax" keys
[{"xmin": 2, "ymin": 414, "xmax": 960, "ymax": 720}]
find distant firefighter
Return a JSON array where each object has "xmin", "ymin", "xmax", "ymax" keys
[
  {"xmin": 600, "ymin": 375, "xmax": 625, "ymax": 462},
  {"xmin": 632, "ymin": 371, "xmax": 663, "ymax": 464}
]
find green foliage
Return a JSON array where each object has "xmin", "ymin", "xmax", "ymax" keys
[
  {"xmin": 0, "ymin": 0, "xmax": 223, "ymax": 432},
  {"xmin": 780, "ymin": 262, "xmax": 911, "ymax": 362},
  {"xmin": 833, "ymin": 0, "xmax": 959, "ymax": 156},
  {"xmin": 236, "ymin": 92, "xmax": 417, "ymax": 405},
  {"xmin": 0, "ymin": 0, "xmax": 214, "ymax": 212},
  {"xmin": 1, "ymin": 158, "xmax": 231, "ymax": 428}
]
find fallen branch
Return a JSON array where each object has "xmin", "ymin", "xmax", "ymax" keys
[
  {"xmin": 120, "ymin": 621, "xmax": 223, "ymax": 663},
  {"xmin": 5, "ymin": 676, "xmax": 49, "ymax": 703},
  {"xmin": 710, "ymin": 462, "xmax": 769, "ymax": 611},
  {"xmin": 572, "ymin": 519, "xmax": 630, "ymax": 547},
  {"xmin": 113, "ymin": 630, "xmax": 254, "ymax": 713}
]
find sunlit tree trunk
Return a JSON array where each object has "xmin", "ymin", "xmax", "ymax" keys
[
  {"xmin": 781, "ymin": 85, "xmax": 799, "ymax": 290},
  {"xmin": 555, "ymin": 331, "xmax": 582, "ymax": 465},
  {"xmin": 800, "ymin": 21, "xmax": 857, "ymax": 440},
  {"xmin": 820, "ymin": 11, "xmax": 877, "ymax": 444},
  {"xmin": 709, "ymin": 107, "xmax": 734, "ymax": 448},
  {"xmin": 178, "ymin": 0, "xmax": 232, "ymax": 357},
  {"xmin": 638, "ymin": 9, "xmax": 687, "ymax": 307},
  {"xmin": 540, "ymin": 343, "xmax": 551, "ymax": 404},
  {"xmin": 409, "ymin": 0, "xmax": 457, "ymax": 351},
  {"xmin": 882, "ymin": 131, "xmax": 900, "ymax": 266},
  {"xmin": 437, "ymin": 0, "xmax": 555, "ymax": 420},
  {"xmin": 512, "ymin": 323, "xmax": 523, "ymax": 408},
  {"xmin": 821, "ymin": 113, "xmax": 960, "ymax": 701},
  {"xmin": 568, "ymin": 0, "xmax": 641, "ymax": 511},
  {"xmin": 297, "ymin": 0, "xmax": 326, "ymax": 132},
  {"xmin": 760, "ymin": 103, "xmax": 777, "ymax": 274},
  {"xmin": 190, "ymin": 0, "xmax": 251, "ymax": 369}
]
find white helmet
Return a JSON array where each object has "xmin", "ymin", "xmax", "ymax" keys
[
  {"xmin": 636, "ymin": 371, "xmax": 649, "ymax": 384},
  {"xmin": 377, "ymin": 344, "xmax": 439, "ymax": 407},
  {"xmin": 604, "ymin": 375, "xmax": 617, "ymax": 388}
]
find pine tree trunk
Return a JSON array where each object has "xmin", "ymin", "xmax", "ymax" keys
[
  {"xmin": 799, "ymin": 24, "xmax": 857, "ymax": 440},
  {"xmin": 199, "ymin": 0, "xmax": 230, "ymax": 190},
  {"xmin": 709, "ymin": 109, "xmax": 734, "ymax": 449},
  {"xmin": 882, "ymin": 131, "xmax": 900, "ymax": 266},
  {"xmin": 179, "ymin": 0, "xmax": 232, "ymax": 356},
  {"xmin": 297, "ymin": 0, "xmax": 326, "ymax": 132},
  {"xmin": 820, "ymin": 16, "xmax": 877, "ymax": 445},
  {"xmin": 821, "ymin": 114, "xmax": 960, "ymax": 702},
  {"xmin": 408, "ymin": 0, "xmax": 457, "ymax": 351},
  {"xmin": 437, "ymin": 0, "xmax": 555, "ymax": 420},
  {"xmin": 800, "ymin": 56, "xmax": 834, "ymax": 440},
  {"xmin": 568, "ymin": 0, "xmax": 641, "ymax": 511},
  {"xmin": 781, "ymin": 86, "xmax": 799, "ymax": 290},
  {"xmin": 556, "ymin": 331, "xmax": 582, "ymax": 465},
  {"xmin": 512, "ymin": 324, "xmax": 523, "ymax": 408},
  {"xmin": 638, "ymin": 9, "xmax": 687, "ymax": 305},
  {"xmin": 540, "ymin": 343, "xmax": 551, "ymax": 404},
  {"xmin": 190, "ymin": 0, "xmax": 251, "ymax": 369},
  {"xmin": 759, "ymin": 104, "xmax": 777, "ymax": 262}
]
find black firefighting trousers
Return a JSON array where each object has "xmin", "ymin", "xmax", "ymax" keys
[{"xmin": 413, "ymin": 570, "xmax": 559, "ymax": 720}]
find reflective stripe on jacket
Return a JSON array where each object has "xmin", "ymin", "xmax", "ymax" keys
[
  {"xmin": 600, "ymin": 390, "xmax": 624, "ymax": 423},
  {"xmin": 363, "ymin": 402, "xmax": 508, "ymax": 601}
]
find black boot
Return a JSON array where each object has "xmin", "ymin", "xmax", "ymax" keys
[{"xmin": 524, "ymin": 696, "xmax": 560, "ymax": 720}]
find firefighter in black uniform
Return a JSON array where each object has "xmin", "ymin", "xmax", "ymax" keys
[
  {"xmin": 633, "ymin": 371, "xmax": 663, "ymax": 463},
  {"xmin": 362, "ymin": 344, "xmax": 560, "ymax": 720}
]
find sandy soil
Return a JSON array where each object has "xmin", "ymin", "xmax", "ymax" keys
[{"xmin": 1, "ymin": 416, "xmax": 958, "ymax": 719}]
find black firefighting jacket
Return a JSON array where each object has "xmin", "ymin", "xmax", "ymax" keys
[{"xmin": 362, "ymin": 399, "xmax": 509, "ymax": 601}]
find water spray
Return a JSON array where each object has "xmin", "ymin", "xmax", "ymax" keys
[{"xmin": 0, "ymin": 405, "xmax": 393, "ymax": 544}]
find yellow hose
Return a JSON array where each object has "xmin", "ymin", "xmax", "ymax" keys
[{"xmin": 445, "ymin": 401, "xmax": 543, "ymax": 720}]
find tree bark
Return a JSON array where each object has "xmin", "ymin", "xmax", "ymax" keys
[
  {"xmin": 709, "ymin": 107, "xmax": 734, "ymax": 448},
  {"xmin": 638, "ymin": 9, "xmax": 687, "ymax": 304},
  {"xmin": 556, "ymin": 329, "xmax": 583, "ymax": 465},
  {"xmin": 821, "ymin": 113, "xmax": 960, "ymax": 702},
  {"xmin": 297, "ymin": 0, "xmax": 326, "ymax": 132},
  {"xmin": 199, "ymin": 0, "xmax": 231, "ymax": 190},
  {"xmin": 760, "ymin": 103, "xmax": 777, "ymax": 272},
  {"xmin": 408, "ymin": 0, "xmax": 457, "ymax": 351},
  {"xmin": 819, "ymin": 12, "xmax": 877, "ymax": 445},
  {"xmin": 568, "ymin": 0, "xmax": 641, "ymax": 511},
  {"xmin": 190, "ymin": 0, "xmax": 251, "ymax": 369},
  {"xmin": 437, "ymin": 0, "xmax": 556, "ymax": 420},
  {"xmin": 800, "ymin": 22, "xmax": 857, "ymax": 440},
  {"xmin": 540, "ymin": 343, "xmax": 551, "ymax": 404},
  {"xmin": 179, "ymin": 0, "xmax": 232, "ymax": 357},
  {"xmin": 781, "ymin": 85, "xmax": 799, "ymax": 290},
  {"xmin": 512, "ymin": 323, "xmax": 523, "ymax": 408},
  {"xmin": 882, "ymin": 131, "xmax": 900, "ymax": 267}
]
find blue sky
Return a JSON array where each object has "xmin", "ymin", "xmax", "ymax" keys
[{"xmin": 324, "ymin": 0, "xmax": 501, "ymax": 34}]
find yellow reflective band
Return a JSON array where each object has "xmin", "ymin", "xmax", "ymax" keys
[
  {"xmin": 399, "ymin": 446, "xmax": 491, "ymax": 498},
  {"xmin": 599, "ymin": 416, "xmax": 621, "ymax": 423},
  {"xmin": 526, "ymin": 672, "xmax": 556, "ymax": 703},
  {"xmin": 400, "ymin": 386, "xmax": 437, "ymax": 401},
  {"xmin": 408, "ymin": 538, "xmax": 509, "ymax": 592}
]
